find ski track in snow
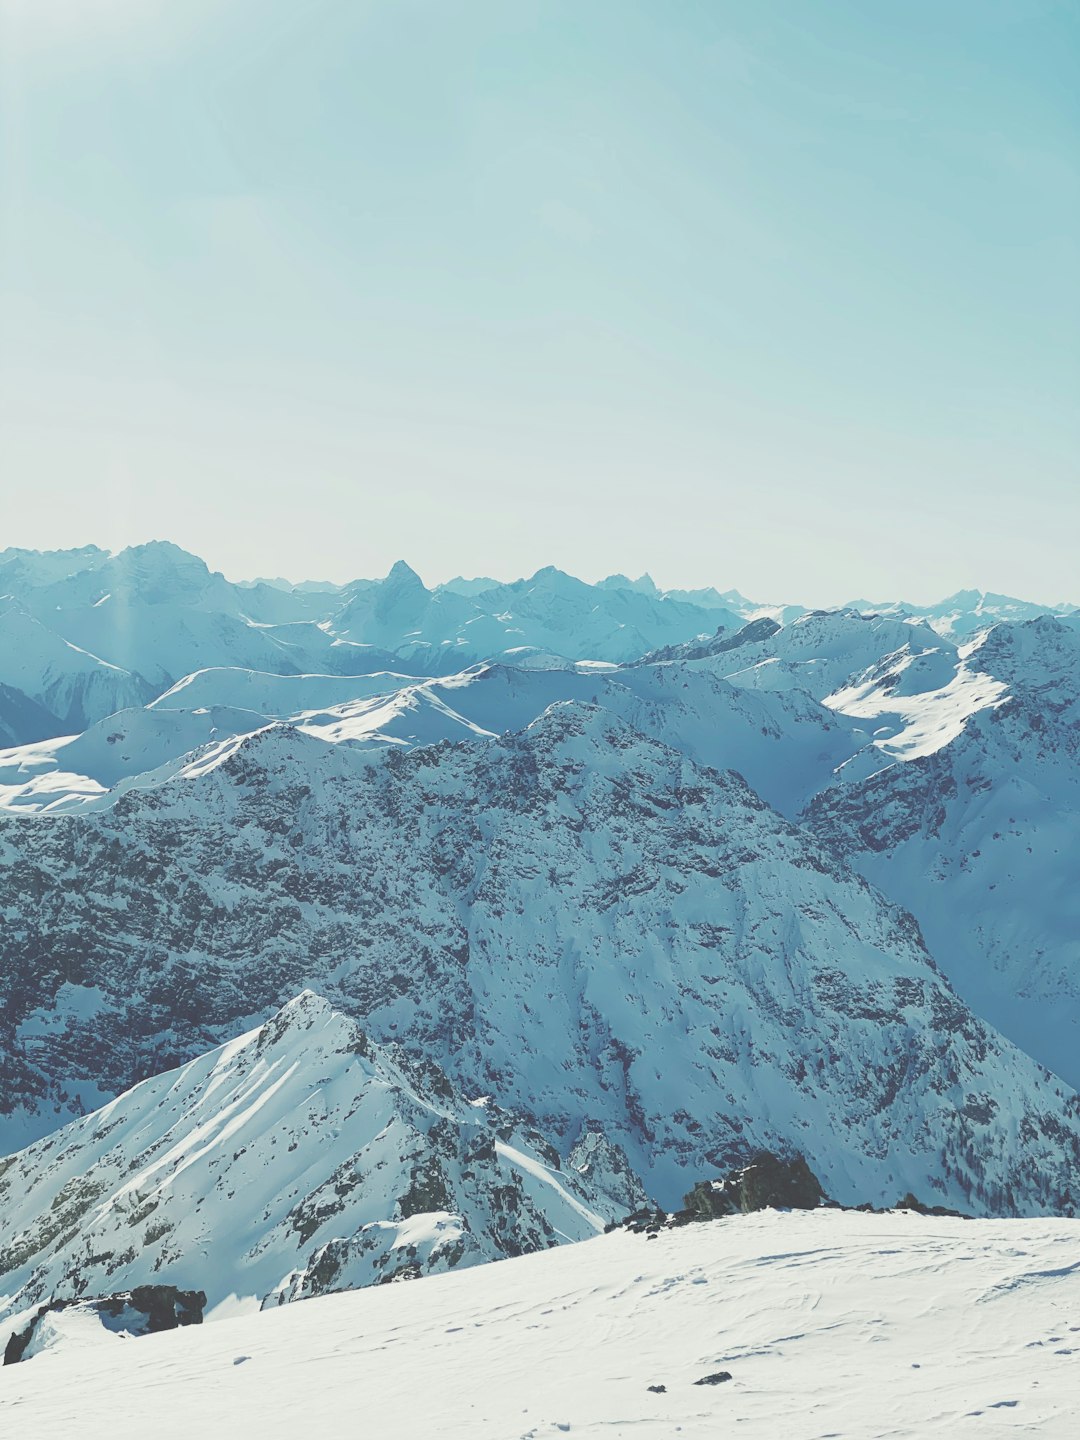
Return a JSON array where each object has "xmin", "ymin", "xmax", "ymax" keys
[{"xmin": 2, "ymin": 1210, "xmax": 1079, "ymax": 1439}]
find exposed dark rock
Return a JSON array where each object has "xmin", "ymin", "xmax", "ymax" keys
[
  {"xmin": 3, "ymin": 1285, "xmax": 206, "ymax": 1365},
  {"xmin": 694, "ymin": 1371, "xmax": 733, "ymax": 1385},
  {"xmin": 683, "ymin": 1151, "xmax": 826, "ymax": 1219},
  {"xmin": 647, "ymin": 1384, "xmax": 667, "ymax": 1393},
  {"xmin": 896, "ymin": 1192, "xmax": 969, "ymax": 1219}
]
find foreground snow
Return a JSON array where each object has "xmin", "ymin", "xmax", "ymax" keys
[{"xmin": 3, "ymin": 1210, "xmax": 1078, "ymax": 1438}]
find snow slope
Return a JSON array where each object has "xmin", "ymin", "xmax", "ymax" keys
[
  {"xmin": 0, "ymin": 992, "xmax": 639, "ymax": 1329},
  {"xmin": 2, "ymin": 1208, "xmax": 1078, "ymax": 1438},
  {"xmin": 0, "ymin": 704, "xmax": 270, "ymax": 813},
  {"xmin": 149, "ymin": 666, "xmax": 420, "ymax": 716}
]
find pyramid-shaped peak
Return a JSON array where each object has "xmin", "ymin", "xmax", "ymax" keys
[
  {"xmin": 252, "ymin": 990, "xmax": 368, "ymax": 1059},
  {"xmin": 384, "ymin": 560, "xmax": 425, "ymax": 587}
]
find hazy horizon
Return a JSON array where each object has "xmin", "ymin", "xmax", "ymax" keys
[
  {"xmin": 3, "ymin": 535, "xmax": 1078, "ymax": 611},
  {"xmin": 2, "ymin": 1, "xmax": 1076, "ymax": 603}
]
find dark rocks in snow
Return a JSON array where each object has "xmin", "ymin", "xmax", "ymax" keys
[
  {"xmin": 682, "ymin": 1151, "xmax": 827, "ymax": 1220},
  {"xmin": 614, "ymin": 1151, "xmax": 828, "ymax": 1234},
  {"xmin": 4, "ymin": 1285, "xmax": 206, "ymax": 1365},
  {"xmin": 646, "ymin": 1384, "xmax": 667, "ymax": 1393},
  {"xmin": 895, "ymin": 1192, "xmax": 970, "ymax": 1219},
  {"xmin": 694, "ymin": 1371, "xmax": 733, "ymax": 1385},
  {"xmin": 635, "ymin": 616, "xmax": 781, "ymax": 667}
]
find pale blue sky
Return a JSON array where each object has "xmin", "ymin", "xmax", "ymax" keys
[{"xmin": 1, "ymin": 0, "xmax": 1077, "ymax": 602}]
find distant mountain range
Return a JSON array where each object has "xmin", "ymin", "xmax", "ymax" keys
[{"xmin": 1, "ymin": 542, "xmax": 1074, "ymax": 742}]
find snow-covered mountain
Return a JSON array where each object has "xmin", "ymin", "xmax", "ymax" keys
[
  {"xmin": 0, "ymin": 992, "xmax": 640, "ymax": 1329},
  {"xmin": 4, "ymin": 542, "xmax": 1074, "ymax": 743},
  {"xmin": 850, "ymin": 588, "xmax": 1079, "ymax": 638},
  {"xmin": 0, "ymin": 547, "xmax": 751, "ymax": 732},
  {"xmin": 334, "ymin": 562, "xmax": 746, "ymax": 667},
  {"xmin": 805, "ymin": 615, "xmax": 1080, "ymax": 1088},
  {"xmin": 0, "ymin": 608, "xmax": 153, "ymax": 732},
  {"xmin": 687, "ymin": 609, "xmax": 957, "ymax": 702},
  {"xmin": 2, "ymin": 704, "xmax": 1079, "ymax": 1215},
  {"xmin": 0, "ymin": 643, "xmax": 860, "ymax": 817},
  {"xmin": 3, "ymin": 1208, "xmax": 1078, "ymax": 1438}
]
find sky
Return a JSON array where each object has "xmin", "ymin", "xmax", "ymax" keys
[{"xmin": 0, "ymin": 0, "xmax": 1077, "ymax": 604}]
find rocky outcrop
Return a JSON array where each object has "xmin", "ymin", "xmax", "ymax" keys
[
  {"xmin": 4, "ymin": 1285, "xmax": 204, "ymax": 1365},
  {"xmin": 681, "ymin": 1152, "xmax": 826, "ymax": 1219}
]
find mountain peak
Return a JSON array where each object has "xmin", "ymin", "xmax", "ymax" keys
[
  {"xmin": 598, "ymin": 573, "xmax": 659, "ymax": 597},
  {"xmin": 384, "ymin": 560, "xmax": 425, "ymax": 587}
]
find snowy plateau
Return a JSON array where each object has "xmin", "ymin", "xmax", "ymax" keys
[{"xmin": 0, "ymin": 542, "xmax": 1079, "ymax": 1436}]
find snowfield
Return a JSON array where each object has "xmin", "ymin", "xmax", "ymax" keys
[{"xmin": 2, "ymin": 1209, "xmax": 1078, "ymax": 1439}]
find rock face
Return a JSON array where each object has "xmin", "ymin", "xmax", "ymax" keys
[
  {"xmin": 4, "ymin": 1285, "xmax": 205, "ymax": 1365},
  {"xmin": 2, "ymin": 705, "xmax": 1080, "ymax": 1216},
  {"xmin": 0, "ymin": 993, "xmax": 638, "ymax": 1328},
  {"xmin": 682, "ymin": 1153, "xmax": 826, "ymax": 1220}
]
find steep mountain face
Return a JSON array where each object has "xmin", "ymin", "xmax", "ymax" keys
[
  {"xmin": 0, "ymin": 609, "xmax": 153, "ymax": 731},
  {"xmin": 0, "ymin": 992, "xmax": 638, "ymax": 1330},
  {"xmin": 2, "ymin": 706, "xmax": 1078, "ymax": 1216},
  {"xmin": 0, "ymin": 684, "xmax": 66, "ymax": 749},
  {"xmin": 805, "ymin": 617, "xmax": 1080, "ymax": 1088}
]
